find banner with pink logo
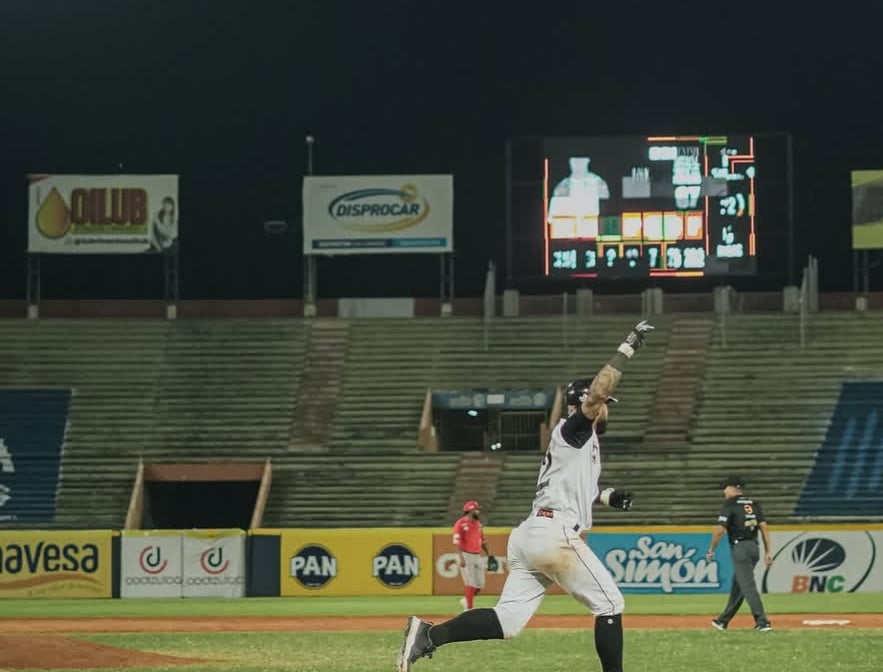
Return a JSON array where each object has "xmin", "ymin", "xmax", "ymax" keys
[
  {"xmin": 120, "ymin": 530, "xmax": 182, "ymax": 598},
  {"xmin": 182, "ymin": 529, "xmax": 246, "ymax": 598}
]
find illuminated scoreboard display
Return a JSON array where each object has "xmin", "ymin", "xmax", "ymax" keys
[{"xmin": 543, "ymin": 135, "xmax": 758, "ymax": 278}]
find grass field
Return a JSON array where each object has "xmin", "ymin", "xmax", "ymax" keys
[{"xmin": 2, "ymin": 594, "xmax": 881, "ymax": 672}]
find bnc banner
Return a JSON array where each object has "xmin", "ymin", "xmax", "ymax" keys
[
  {"xmin": 120, "ymin": 531, "xmax": 182, "ymax": 598},
  {"xmin": 302, "ymin": 175, "xmax": 453, "ymax": 254},
  {"xmin": 27, "ymin": 174, "xmax": 179, "ymax": 254},
  {"xmin": 182, "ymin": 529, "xmax": 246, "ymax": 598},
  {"xmin": 755, "ymin": 529, "xmax": 883, "ymax": 593}
]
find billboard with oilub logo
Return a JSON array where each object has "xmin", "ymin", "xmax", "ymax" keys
[
  {"xmin": 27, "ymin": 173, "xmax": 179, "ymax": 254},
  {"xmin": 302, "ymin": 175, "xmax": 453, "ymax": 254}
]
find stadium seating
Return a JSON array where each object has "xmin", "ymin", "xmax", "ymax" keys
[
  {"xmin": 3, "ymin": 309, "xmax": 883, "ymax": 530},
  {"xmin": 0, "ymin": 319, "xmax": 307, "ymax": 529},
  {"xmin": 685, "ymin": 312, "xmax": 883, "ymax": 524}
]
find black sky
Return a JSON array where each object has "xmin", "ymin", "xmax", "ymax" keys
[{"xmin": 2, "ymin": 1, "xmax": 883, "ymax": 299}]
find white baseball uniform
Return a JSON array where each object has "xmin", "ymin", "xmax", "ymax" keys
[{"xmin": 492, "ymin": 411, "xmax": 624, "ymax": 639}]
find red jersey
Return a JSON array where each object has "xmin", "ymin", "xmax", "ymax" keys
[{"xmin": 453, "ymin": 515, "xmax": 485, "ymax": 554}]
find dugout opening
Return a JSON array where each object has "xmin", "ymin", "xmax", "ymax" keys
[{"xmin": 124, "ymin": 460, "xmax": 272, "ymax": 530}]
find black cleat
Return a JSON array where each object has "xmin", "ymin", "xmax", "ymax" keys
[
  {"xmin": 396, "ymin": 616, "xmax": 436, "ymax": 671},
  {"xmin": 755, "ymin": 620, "xmax": 773, "ymax": 632},
  {"xmin": 711, "ymin": 619, "xmax": 727, "ymax": 631}
]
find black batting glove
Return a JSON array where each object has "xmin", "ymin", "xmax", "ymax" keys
[
  {"xmin": 600, "ymin": 487, "xmax": 634, "ymax": 511},
  {"xmin": 623, "ymin": 320, "xmax": 655, "ymax": 353}
]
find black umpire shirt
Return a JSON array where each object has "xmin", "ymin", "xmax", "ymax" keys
[{"xmin": 717, "ymin": 495, "xmax": 766, "ymax": 544}]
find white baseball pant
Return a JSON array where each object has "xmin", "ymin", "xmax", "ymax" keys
[
  {"xmin": 492, "ymin": 513, "xmax": 624, "ymax": 639},
  {"xmin": 460, "ymin": 552, "xmax": 485, "ymax": 589}
]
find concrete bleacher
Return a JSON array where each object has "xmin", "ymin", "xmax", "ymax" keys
[
  {"xmin": 4, "ymin": 309, "xmax": 883, "ymax": 530},
  {"xmin": 329, "ymin": 316, "xmax": 671, "ymax": 453},
  {"xmin": 264, "ymin": 452, "xmax": 462, "ymax": 527},
  {"xmin": 685, "ymin": 312, "xmax": 883, "ymax": 524},
  {"xmin": 491, "ymin": 312, "xmax": 883, "ymax": 527},
  {"xmin": 0, "ymin": 319, "xmax": 307, "ymax": 529}
]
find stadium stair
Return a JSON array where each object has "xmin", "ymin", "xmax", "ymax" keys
[
  {"xmin": 646, "ymin": 318, "xmax": 713, "ymax": 451},
  {"xmin": 444, "ymin": 452, "xmax": 504, "ymax": 524},
  {"xmin": 288, "ymin": 320, "xmax": 350, "ymax": 451}
]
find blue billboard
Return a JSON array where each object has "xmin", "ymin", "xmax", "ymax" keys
[
  {"xmin": 586, "ymin": 532, "xmax": 733, "ymax": 594},
  {"xmin": 0, "ymin": 388, "xmax": 71, "ymax": 523}
]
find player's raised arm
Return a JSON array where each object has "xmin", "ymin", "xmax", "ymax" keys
[{"xmin": 581, "ymin": 320, "xmax": 655, "ymax": 420}]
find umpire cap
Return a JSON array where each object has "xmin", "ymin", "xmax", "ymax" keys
[{"xmin": 722, "ymin": 475, "xmax": 745, "ymax": 489}]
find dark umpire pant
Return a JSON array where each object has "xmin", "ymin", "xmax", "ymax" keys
[{"xmin": 717, "ymin": 539, "xmax": 769, "ymax": 624}]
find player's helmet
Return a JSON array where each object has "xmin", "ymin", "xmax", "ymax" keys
[
  {"xmin": 463, "ymin": 500, "xmax": 480, "ymax": 512},
  {"xmin": 565, "ymin": 379, "xmax": 618, "ymax": 407},
  {"xmin": 565, "ymin": 379, "xmax": 592, "ymax": 406}
]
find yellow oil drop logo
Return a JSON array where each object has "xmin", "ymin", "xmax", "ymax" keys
[{"xmin": 35, "ymin": 188, "xmax": 71, "ymax": 239}]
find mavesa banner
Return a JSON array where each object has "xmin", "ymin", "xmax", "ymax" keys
[
  {"xmin": 302, "ymin": 175, "xmax": 453, "ymax": 255},
  {"xmin": 27, "ymin": 174, "xmax": 179, "ymax": 254},
  {"xmin": 281, "ymin": 528, "xmax": 433, "ymax": 596},
  {"xmin": 0, "ymin": 530, "xmax": 113, "ymax": 598}
]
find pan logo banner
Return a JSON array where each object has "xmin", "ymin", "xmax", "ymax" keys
[
  {"xmin": 280, "ymin": 529, "xmax": 433, "ymax": 596},
  {"xmin": 27, "ymin": 174, "xmax": 179, "ymax": 254},
  {"xmin": 302, "ymin": 175, "xmax": 453, "ymax": 254}
]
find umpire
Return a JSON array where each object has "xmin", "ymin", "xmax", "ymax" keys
[{"xmin": 705, "ymin": 475, "xmax": 773, "ymax": 632}]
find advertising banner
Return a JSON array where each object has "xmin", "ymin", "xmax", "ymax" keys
[
  {"xmin": 27, "ymin": 174, "xmax": 179, "ymax": 254},
  {"xmin": 280, "ymin": 528, "xmax": 433, "ymax": 596},
  {"xmin": 302, "ymin": 175, "xmax": 453, "ymax": 254},
  {"xmin": 432, "ymin": 530, "xmax": 567, "ymax": 596},
  {"xmin": 433, "ymin": 530, "xmax": 730, "ymax": 596},
  {"xmin": 0, "ymin": 389, "xmax": 71, "ymax": 523},
  {"xmin": 851, "ymin": 170, "xmax": 883, "ymax": 250},
  {"xmin": 120, "ymin": 530, "xmax": 182, "ymax": 598},
  {"xmin": 182, "ymin": 529, "xmax": 246, "ymax": 598},
  {"xmin": 756, "ymin": 530, "xmax": 883, "ymax": 593},
  {"xmin": 587, "ymin": 532, "xmax": 732, "ymax": 594},
  {"xmin": 0, "ymin": 530, "xmax": 113, "ymax": 598}
]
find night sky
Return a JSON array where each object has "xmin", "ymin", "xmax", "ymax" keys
[{"xmin": 2, "ymin": 1, "xmax": 882, "ymax": 300}]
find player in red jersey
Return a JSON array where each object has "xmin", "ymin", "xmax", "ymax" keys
[{"xmin": 453, "ymin": 501, "xmax": 498, "ymax": 611}]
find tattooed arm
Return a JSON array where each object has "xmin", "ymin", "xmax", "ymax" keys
[
  {"xmin": 581, "ymin": 321, "xmax": 654, "ymax": 420},
  {"xmin": 581, "ymin": 365, "xmax": 623, "ymax": 420}
]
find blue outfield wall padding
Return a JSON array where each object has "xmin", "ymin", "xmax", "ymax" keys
[{"xmin": 247, "ymin": 533, "xmax": 281, "ymax": 597}]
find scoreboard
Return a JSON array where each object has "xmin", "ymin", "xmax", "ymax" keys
[{"xmin": 543, "ymin": 135, "xmax": 759, "ymax": 279}]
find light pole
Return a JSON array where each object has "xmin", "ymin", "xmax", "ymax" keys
[{"xmin": 304, "ymin": 135, "xmax": 317, "ymax": 316}]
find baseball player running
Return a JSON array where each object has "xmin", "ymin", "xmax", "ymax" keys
[
  {"xmin": 453, "ymin": 500, "xmax": 498, "ymax": 611},
  {"xmin": 397, "ymin": 320, "xmax": 655, "ymax": 672}
]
